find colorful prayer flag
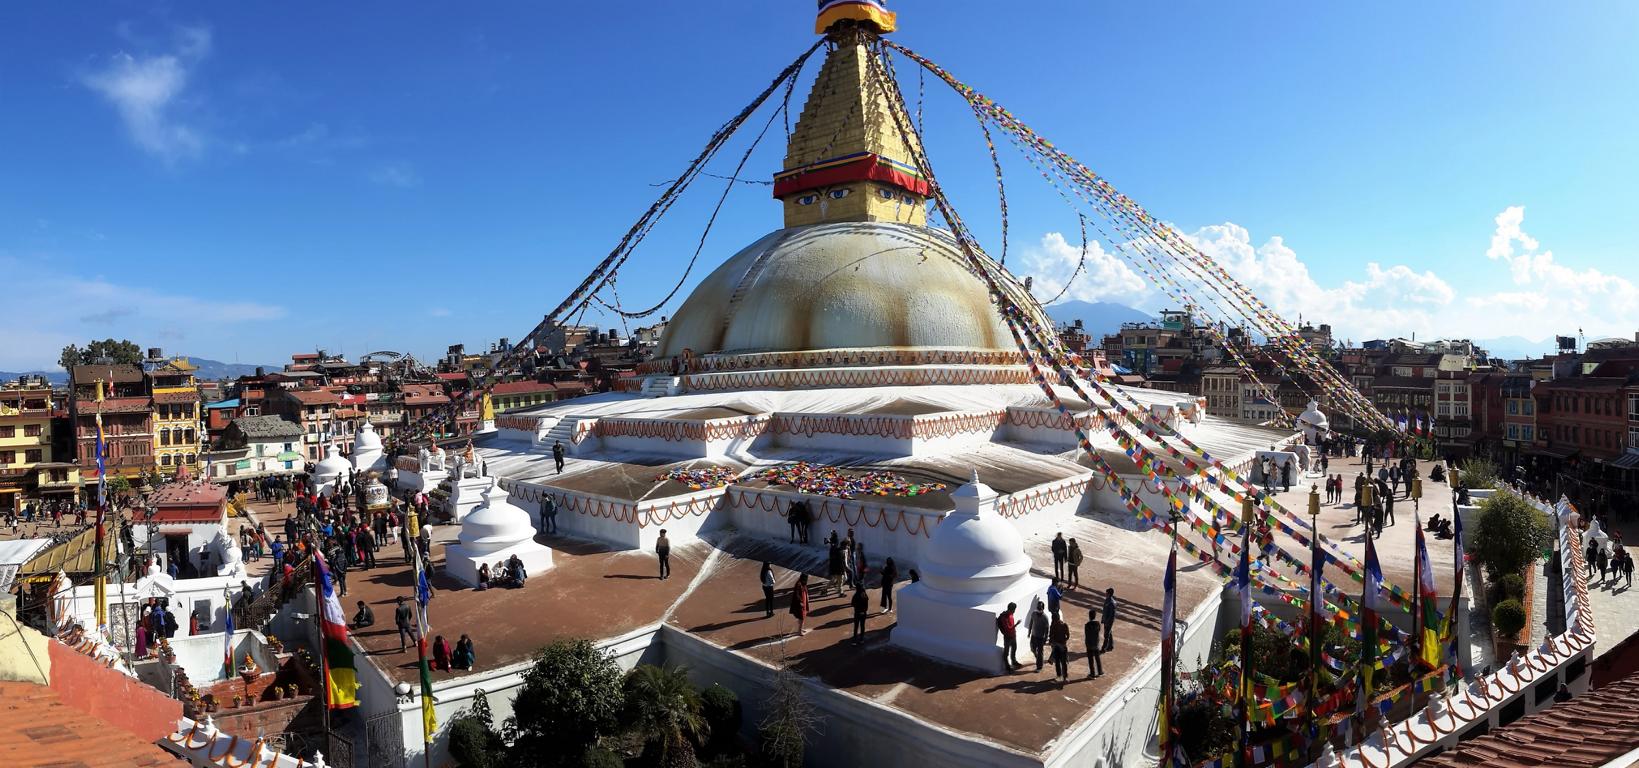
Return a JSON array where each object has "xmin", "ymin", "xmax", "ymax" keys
[
  {"xmin": 314, "ymin": 550, "xmax": 360, "ymax": 709},
  {"xmin": 1414, "ymin": 515, "xmax": 1442, "ymax": 670},
  {"xmin": 1357, "ymin": 535, "xmax": 1382, "ymax": 714},
  {"xmin": 1234, "ymin": 519, "xmax": 1253, "ymax": 766},
  {"xmin": 1158, "ymin": 548, "xmax": 1181, "ymax": 766},
  {"xmin": 223, "ymin": 585, "xmax": 235, "ymax": 678}
]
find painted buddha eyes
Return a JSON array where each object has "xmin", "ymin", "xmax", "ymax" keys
[
  {"xmin": 828, "ymin": 187, "xmax": 852, "ymax": 199},
  {"xmin": 797, "ymin": 194, "xmax": 819, "ymax": 206}
]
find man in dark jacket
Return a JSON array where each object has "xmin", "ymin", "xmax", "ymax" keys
[
  {"xmin": 1100, "ymin": 588, "xmax": 1117, "ymax": 652},
  {"xmin": 1084, "ymin": 612, "xmax": 1103, "ymax": 677},
  {"xmin": 997, "ymin": 603, "xmax": 1020, "ymax": 671},
  {"xmin": 353, "ymin": 600, "xmax": 375, "ymax": 629},
  {"xmin": 394, "ymin": 596, "xmax": 417, "ymax": 652},
  {"xmin": 656, "ymin": 529, "xmax": 671, "ymax": 580},
  {"xmin": 1050, "ymin": 532, "xmax": 1068, "ymax": 581},
  {"xmin": 850, "ymin": 586, "xmax": 869, "ymax": 643}
]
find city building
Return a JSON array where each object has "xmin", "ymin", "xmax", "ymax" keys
[
  {"xmin": 1199, "ymin": 366, "xmax": 1244, "ymax": 419},
  {"xmin": 69, "ymin": 364, "xmax": 152, "ymax": 489},
  {"xmin": 204, "ymin": 415, "xmax": 304, "ymax": 483},
  {"xmin": 271, "ymin": 388, "xmax": 344, "ymax": 462},
  {"xmin": 0, "ymin": 378, "xmax": 75, "ymax": 512},
  {"xmin": 148, "ymin": 357, "xmax": 204, "ymax": 478}
]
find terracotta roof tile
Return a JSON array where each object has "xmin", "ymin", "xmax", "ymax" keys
[
  {"xmin": 1420, "ymin": 669, "xmax": 1639, "ymax": 768},
  {"xmin": 0, "ymin": 682, "xmax": 175, "ymax": 766}
]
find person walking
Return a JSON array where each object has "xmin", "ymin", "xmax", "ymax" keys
[
  {"xmin": 552, "ymin": 440, "xmax": 565, "ymax": 474},
  {"xmin": 790, "ymin": 574, "xmax": 810, "ymax": 636},
  {"xmin": 1100, "ymin": 588, "xmax": 1117, "ymax": 652},
  {"xmin": 1027, "ymin": 599, "xmax": 1050, "ymax": 672},
  {"xmin": 760, "ymin": 561, "xmax": 776, "ymax": 618},
  {"xmin": 841, "ymin": 538, "xmax": 855, "ymax": 589},
  {"xmin": 541, "ymin": 494, "xmax": 558, "ymax": 535},
  {"xmin": 1051, "ymin": 532, "xmax": 1068, "ymax": 581},
  {"xmin": 1049, "ymin": 614, "xmax": 1071, "ymax": 682},
  {"xmin": 1046, "ymin": 579, "xmax": 1063, "ymax": 619},
  {"xmin": 850, "ymin": 585, "xmax": 869, "ymax": 643},
  {"xmin": 394, "ymin": 596, "xmax": 417, "ymax": 652},
  {"xmin": 879, "ymin": 556, "xmax": 898, "ymax": 613},
  {"xmin": 1380, "ymin": 479, "xmax": 1395, "ymax": 527},
  {"xmin": 787, "ymin": 501, "xmax": 802, "ymax": 543},
  {"xmin": 1084, "ymin": 611, "xmax": 1104, "ymax": 678},
  {"xmin": 655, "ymin": 529, "xmax": 671, "ymax": 580},
  {"xmin": 827, "ymin": 541, "xmax": 846, "ymax": 597},
  {"xmin": 1066, "ymin": 539, "xmax": 1083, "ymax": 588},
  {"xmin": 997, "ymin": 602, "xmax": 1021, "ymax": 671},
  {"xmin": 1281, "ymin": 459, "xmax": 1293, "ymax": 492}
]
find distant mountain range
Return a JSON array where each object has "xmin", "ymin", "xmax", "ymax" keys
[
  {"xmin": 0, "ymin": 357, "xmax": 279, "ymax": 387},
  {"xmin": 1471, "ymin": 336, "xmax": 1554, "ymax": 362},
  {"xmin": 1043, "ymin": 300, "xmax": 1154, "ymax": 337}
]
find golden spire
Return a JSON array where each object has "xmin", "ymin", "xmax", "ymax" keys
[{"xmin": 774, "ymin": 11, "xmax": 926, "ymax": 228}]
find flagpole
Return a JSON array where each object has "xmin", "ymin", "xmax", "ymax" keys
[
  {"xmin": 408, "ymin": 507, "xmax": 435, "ymax": 768},
  {"xmin": 1306, "ymin": 484, "xmax": 1323, "ymax": 757},
  {"xmin": 314, "ymin": 538, "xmax": 332, "ymax": 749},
  {"xmin": 1237, "ymin": 494, "xmax": 1255, "ymax": 768}
]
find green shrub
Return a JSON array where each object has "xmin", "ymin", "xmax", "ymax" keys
[
  {"xmin": 449, "ymin": 717, "xmax": 503, "ymax": 768},
  {"xmin": 1471, "ymin": 493, "xmax": 1552, "ymax": 579},
  {"xmin": 1458, "ymin": 458, "xmax": 1499, "ymax": 491},
  {"xmin": 1492, "ymin": 598, "xmax": 1527, "ymax": 638},
  {"xmin": 1497, "ymin": 572, "xmax": 1525, "ymax": 601},
  {"xmin": 699, "ymin": 684, "xmax": 742, "ymax": 756},
  {"xmin": 577, "ymin": 747, "xmax": 624, "ymax": 768}
]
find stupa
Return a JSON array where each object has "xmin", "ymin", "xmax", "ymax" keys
[
  {"xmin": 352, "ymin": 422, "xmax": 387, "ymax": 474},
  {"xmin": 443, "ymin": 478, "xmax": 553, "ymax": 588},
  {"xmin": 312, "ymin": 445, "xmax": 351, "ymax": 496},
  {"xmin": 889, "ymin": 472, "xmax": 1048, "ymax": 674},
  {"xmin": 1297, "ymin": 399, "xmax": 1329, "ymax": 444}
]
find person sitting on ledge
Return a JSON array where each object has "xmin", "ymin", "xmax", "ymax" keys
[
  {"xmin": 477, "ymin": 563, "xmax": 491, "ymax": 590},
  {"xmin": 1426, "ymin": 513, "xmax": 1443, "ymax": 531},
  {"xmin": 507, "ymin": 554, "xmax": 527, "ymax": 588}
]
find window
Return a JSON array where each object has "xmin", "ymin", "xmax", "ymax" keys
[
  {"xmin": 1523, "ymin": 426, "xmax": 1534, "ymax": 442},
  {"xmin": 1524, "ymin": 400, "xmax": 1534, "ymax": 415},
  {"xmin": 0, "ymin": 451, "xmax": 11, "ymax": 465},
  {"xmin": 24, "ymin": 449, "xmax": 40, "ymax": 463},
  {"xmin": 160, "ymin": 454, "xmax": 172, "ymax": 466},
  {"xmin": 24, "ymin": 424, "xmax": 41, "ymax": 437},
  {"xmin": 0, "ymin": 426, "xmax": 10, "ymax": 438},
  {"xmin": 1507, "ymin": 400, "xmax": 1519, "ymax": 415},
  {"xmin": 1507, "ymin": 424, "xmax": 1519, "ymax": 440},
  {"xmin": 1630, "ymin": 426, "xmax": 1639, "ymax": 449}
]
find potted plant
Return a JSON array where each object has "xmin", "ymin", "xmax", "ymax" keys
[
  {"xmin": 204, "ymin": 694, "xmax": 219, "ymax": 713},
  {"xmin": 286, "ymin": 683, "xmax": 300, "ymax": 699},
  {"xmin": 266, "ymin": 634, "xmax": 283, "ymax": 654},
  {"xmin": 232, "ymin": 694, "xmax": 244, "ymax": 709}
]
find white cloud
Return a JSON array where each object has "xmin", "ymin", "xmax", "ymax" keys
[
  {"xmin": 369, "ymin": 162, "xmax": 421, "ymax": 188},
  {"xmin": 428, "ymin": 307, "xmax": 452, "ymax": 318},
  {"xmin": 1017, "ymin": 231, "xmax": 1147, "ymax": 303},
  {"xmin": 1018, "ymin": 206, "xmax": 1636, "ymax": 345},
  {"xmin": 82, "ymin": 24, "xmax": 212, "ymax": 162},
  {"xmin": 0, "ymin": 254, "xmax": 286, "ymax": 370},
  {"xmin": 1477, "ymin": 205, "xmax": 1639, "ymax": 327}
]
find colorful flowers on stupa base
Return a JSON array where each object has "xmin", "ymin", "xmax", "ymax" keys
[
  {"xmin": 754, "ymin": 462, "xmax": 947, "ymax": 499},
  {"xmin": 656, "ymin": 466, "xmax": 742, "ymax": 490}
]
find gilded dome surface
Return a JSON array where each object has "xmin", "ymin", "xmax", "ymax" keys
[{"xmin": 655, "ymin": 222, "xmax": 1047, "ymax": 359}]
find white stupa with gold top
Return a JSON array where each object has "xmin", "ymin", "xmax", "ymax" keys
[{"xmin": 472, "ymin": 0, "xmax": 1290, "ymax": 575}]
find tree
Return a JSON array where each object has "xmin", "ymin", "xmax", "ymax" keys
[
  {"xmin": 757, "ymin": 668, "xmax": 818, "ymax": 768},
  {"xmin": 623, "ymin": 664, "xmax": 708, "ymax": 768},
  {"xmin": 450, "ymin": 689, "xmax": 505, "ymax": 768},
  {"xmin": 1457, "ymin": 457, "xmax": 1499, "ymax": 491},
  {"xmin": 105, "ymin": 474, "xmax": 131, "ymax": 497},
  {"xmin": 505, "ymin": 639, "xmax": 625, "ymax": 767},
  {"xmin": 60, "ymin": 339, "xmax": 144, "ymax": 370},
  {"xmin": 1471, "ymin": 493, "xmax": 1552, "ymax": 580},
  {"xmin": 1492, "ymin": 598, "xmax": 1527, "ymax": 638},
  {"xmin": 698, "ymin": 684, "xmax": 741, "ymax": 758}
]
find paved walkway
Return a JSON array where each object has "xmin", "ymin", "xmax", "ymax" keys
[{"xmin": 1573, "ymin": 516, "xmax": 1639, "ymax": 655}]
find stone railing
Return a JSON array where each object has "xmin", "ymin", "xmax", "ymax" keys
[{"xmin": 1317, "ymin": 490, "xmax": 1595, "ymax": 768}]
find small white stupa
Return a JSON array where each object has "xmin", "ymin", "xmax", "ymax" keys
[
  {"xmin": 890, "ymin": 471, "xmax": 1049, "ymax": 674},
  {"xmin": 352, "ymin": 422, "xmax": 387, "ymax": 474},
  {"xmin": 212, "ymin": 529, "xmax": 247, "ymax": 579},
  {"xmin": 1297, "ymin": 399, "xmax": 1329, "ymax": 444},
  {"xmin": 444, "ymin": 478, "xmax": 553, "ymax": 588},
  {"xmin": 312, "ymin": 445, "xmax": 352, "ymax": 496}
]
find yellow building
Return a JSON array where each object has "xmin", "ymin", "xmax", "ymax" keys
[
  {"xmin": 0, "ymin": 380, "xmax": 76, "ymax": 512},
  {"xmin": 149, "ymin": 358, "xmax": 204, "ymax": 477}
]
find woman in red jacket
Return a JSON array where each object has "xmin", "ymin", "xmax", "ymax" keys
[{"xmin": 789, "ymin": 574, "xmax": 811, "ymax": 636}]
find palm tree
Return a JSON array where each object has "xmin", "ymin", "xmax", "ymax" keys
[{"xmin": 622, "ymin": 664, "xmax": 708, "ymax": 768}]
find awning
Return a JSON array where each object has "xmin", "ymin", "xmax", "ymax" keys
[{"xmin": 1610, "ymin": 452, "xmax": 1639, "ymax": 470}]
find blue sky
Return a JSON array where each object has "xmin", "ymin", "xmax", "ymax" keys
[{"xmin": 3, "ymin": 1, "xmax": 1637, "ymax": 370}]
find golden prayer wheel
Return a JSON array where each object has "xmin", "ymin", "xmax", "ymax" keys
[
  {"xmin": 1308, "ymin": 485, "xmax": 1320, "ymax": 519},
  {"xmin": 1411, "ymin": 476, "xmax": 1423, "ymax": 500}
]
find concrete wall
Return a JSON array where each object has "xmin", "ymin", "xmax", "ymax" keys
[
  {"xmin": 164, "ymin": 629, "xmax": 276, "ymax": 685},
  {"xmin": 65, "ymin": 570, "xmax": 248, "ymax": 643}
]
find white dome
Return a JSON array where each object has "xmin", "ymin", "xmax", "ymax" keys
[
  {"xmin": 656, "ymin": 222, "xmax": 1048, "ymax": 359},
  {"xmin": 919, "ymin": 478, "xmax": 1032, "ymax": 594},
  {"xmin": 314, "ymin": 446, "xmax": 351, "ymax": 480},
  {"xmin": 354, "ymin": 422, "xmax": 382, "ymax": 452},
  {"xmin": 458, "ymin": 481, "xmax": 537, "ymax": 554},
  {"xmin": 1298, "ymin": 400, "xmax": 1329, "ymax": 429}
]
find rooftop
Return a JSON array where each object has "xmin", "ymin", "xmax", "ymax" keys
[
  {"xmin": 0, "ymin": 681, "xmax": 177, "ymax": 767},
  {"xmin": 230, "ymin": 414, "xmax": 302, "ymax": 440},
  {"xmin": 1419, "ymin": 668, "xmax": 1639, "ymax": 768},
  {"xmin": 285, "ymin": 389, "xmax": 341, "ymax": 405}
]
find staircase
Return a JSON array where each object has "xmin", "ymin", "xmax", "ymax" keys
[
  {"xmin": 541, "ymin": 416, "xmax": 592, "ymax": 454},
  {"xmin": 639, "ymin": 377, "xmax": 680, "ymax": 398},
  {"xmin": 232, "ymin": 558, "xmax": 313, "ymax": 632}
]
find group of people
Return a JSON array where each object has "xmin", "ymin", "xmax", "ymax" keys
[
  {"xmin": 777, "ymin": 533, "xmax": 907, "ymax": 641},
  {"xmin": 1259, "ymin": 456, "xmax": 1297, "ymax": 493},
  {"xmin": 3, "ymin": 497, "xmax": 86, "ymax": 531},
  {"xmin": 1588, "ymin": 534, "xmax": 1635, "ymax": 588},
  {"xmin": 477, "ymin": 554, "xmax": 529, "ymax": 589},
  {"xmin": 997, "ymin": 583, "xmax": 1118, "ymax": 682}
]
